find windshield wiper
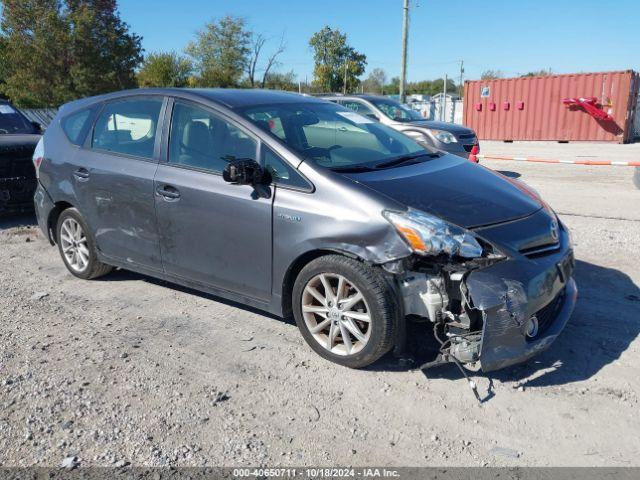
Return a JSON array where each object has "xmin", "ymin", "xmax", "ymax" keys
[
  {"xmin": 374, "ymin": 153, "xmax": 433, "ymax": 169},
  {"xmin": 329, "ymin": 165, "xmax": 378, "ymax": 173}
]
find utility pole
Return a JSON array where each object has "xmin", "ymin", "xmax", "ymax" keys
[
  {"xmin": 343, "ymin": 60, "xmax": 349, "ymax": 94},
  {"xmin": 441, "ymin": 74, "xmax": 447, "ymax": 121},
  {"xmin": 399, "ymin": 0, "xmax": 410, "ymax": 103},
  {"xmin": 458, "ymin": 60, "xmax": 464, "ymax": 98}
]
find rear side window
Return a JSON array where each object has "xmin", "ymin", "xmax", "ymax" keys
[
  {"xmin": 92, "ymin": 98, "xmax": 163, "ymax": 159},
  {"xmin": 62, "ymin": 109, "xmax": 91, "ymax": 145}
]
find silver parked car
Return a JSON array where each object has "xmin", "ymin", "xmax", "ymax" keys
[
  {"xmin": 323, "ymin": 94, "xmax": 479, "ymax": 160},
  {"xmin": 33, "ymin": 88, "xmax": 575, "ymax": 372}
]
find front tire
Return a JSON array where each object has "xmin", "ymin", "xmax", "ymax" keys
[
  {"xmin": 56, "ymin": 208, "xmax": 112, "ymax": 280},
  {"xmin": 292, "ymin": 255, "xmax": 397, "ymax": 368}
]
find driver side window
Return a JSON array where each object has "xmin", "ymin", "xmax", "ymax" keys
[{"xmin": 169, "ymin": 101, "xmax": 257, "ymax": 173}]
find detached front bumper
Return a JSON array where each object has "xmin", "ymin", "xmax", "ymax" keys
[{"xmin": 465, "ymin": 240, "xmax": 577, "ymax": 372}]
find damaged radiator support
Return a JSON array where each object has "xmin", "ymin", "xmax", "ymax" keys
[{"xmin": 399, "ymin": 270, "xmax": 484, "ymax": 371}]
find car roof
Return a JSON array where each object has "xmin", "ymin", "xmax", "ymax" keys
[
  {"xmin": 189, "ymin": 88, "xmax": 325, "ymax": 108},
  {"xmin": 61, "ymin": 88, "xmax": 325, "ymax": 113},
  {"xmin": 322, "ymin": 94, "xmax": 395, "ymax": 103}
]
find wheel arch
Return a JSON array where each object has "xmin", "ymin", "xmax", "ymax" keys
[
  {"xmin": 47, "ymin": 201, "xmax": 75, "ymax": 244},
  {"xmin": 280, "ymin": 248, "xmax": 365, "ymax": 318}
]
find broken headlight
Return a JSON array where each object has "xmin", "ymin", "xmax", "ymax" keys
[{"xmin": 383, "ymin": 209, "xmax": 484, "ymax": 258}]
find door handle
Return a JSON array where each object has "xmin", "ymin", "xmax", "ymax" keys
[
  {"xmin": 73, "ymin": 168, "xmax": 90, "ymax": 181},
  {"xmin": 156, "ymin": 185, "xmax": 181, "ymax": 200},
  {"xmin": 337, "ymin": 126, "xmax": 348, "ymax": 132}
]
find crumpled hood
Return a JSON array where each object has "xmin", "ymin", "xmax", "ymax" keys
[{"xmin": 344, "ymin": 156, "xmax": 542, "ymax": 228}]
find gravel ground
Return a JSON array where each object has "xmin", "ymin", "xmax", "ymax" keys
[{"xmin": 1, "ymin": 147, "xmax": 639, "ymax": 468}]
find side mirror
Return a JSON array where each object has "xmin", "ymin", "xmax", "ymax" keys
[
  {"xmin": 222, "ymin": 158, "xmax": 268, "ymax": 185},
  {"xmin": 31, "ymin": 121, "xmax": 43, "ymax": 134}
]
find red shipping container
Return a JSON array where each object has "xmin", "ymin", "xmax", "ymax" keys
[{"xmin": 463, "ymin": 70, "xmax": 639, "ymax": 143}]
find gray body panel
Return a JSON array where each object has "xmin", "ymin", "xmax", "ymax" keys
[
  {"xmin": 73, "ymin": 148, "xmax": 162, "ymax": 269},
  {"xmin": 34, "ymin": 87, "xmax": 576, "ymax": 372},
  {"xmin": 154, "ymin": 163, "xmax": 273, "ymax": 301}
]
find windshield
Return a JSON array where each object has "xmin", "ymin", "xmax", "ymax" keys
[
  {"xmin": 240, "ymin": 101, "xmax": 435, "ymax": 171},
  {"xmin": 370, "ymin": 98, "xmax": 424, "ymax": 122},
  {"xmin": 0, "ymin": 104, "xmax": 36, "ymax": 134}
]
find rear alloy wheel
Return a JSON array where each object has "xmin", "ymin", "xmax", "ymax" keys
[
  {"xmin": 56, "ymin": 208, "xmax": 112, "ymax": 280},
  {"xmin": 293, "ymin": 255, "xmax": 397, "ymax": 368},
  {"xmin": 59, "ymin": 217, "xmax": 89, "ymax": 273}
]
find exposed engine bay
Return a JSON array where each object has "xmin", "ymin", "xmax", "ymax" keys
[
  {"xmin": 392, "ymin": 240, "xmax": 576, "ymax": 378},
  {"xmin": 399, "ymin": 262, "xmax": 484, "ymax": 371}
]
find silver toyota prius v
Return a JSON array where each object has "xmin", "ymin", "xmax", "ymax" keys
[{"xmin": 33, "ymin": 89, "xmax": 577, "ymax": 372}]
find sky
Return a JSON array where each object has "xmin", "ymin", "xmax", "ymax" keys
[{"xmin": 119, "ymin": 0, "xmax": 640, "ymax": 84}]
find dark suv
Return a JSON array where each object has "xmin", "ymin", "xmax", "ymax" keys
[
  {"xmin": 34, "ymin": 88, "xmax": 576, "ymax": 372},
  {"xmin": 0, "ymin": 100, "xmax": 42, "ymax": 214}
]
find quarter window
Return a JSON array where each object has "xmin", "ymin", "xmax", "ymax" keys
[
  {"xmin": 263, "ymin": 147, "xmax": 309, "ymax": 190},
  {"xmin": 62, "ymin": 109, "xmax": 92, "ymax": 145},
  {"xmin": 92, "ymin": 98, "xmax": 163, "ymax": 159},
  {"xmin": 169, "ymin": 102, "xmax": 257, "ymax": 173}
]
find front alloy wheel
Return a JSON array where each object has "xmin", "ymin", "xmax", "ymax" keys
[
  {"xmin": 292, "ymin": 255, "xmax": 397, "ymax": 368},
  {"xmin": 302, "ymin": 273, "xmax": 372, "ymax": 356}
]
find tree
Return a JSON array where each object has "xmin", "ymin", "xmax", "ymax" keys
[
  {"xmin": 309, "ymin": 26, "xmax": 366, "ymax": 93},
  {"xmin": 0, "ymin": 0, "xmax": 143, "ymax": 107},
  {"xmin": 0, "ymin": 36, "xmax": 8, "ymax": 97},
  {"xmin": 0, "ymin": 0, "xmax": 73, "ymax": 107},
  {"xmin": 263, "ymin": 70, "xmax": 297, "ymax": 91},
  {"xmin": 407, "ymin": 78, "xmax": 457, "ymax": 96},
  {"xmin": 521, "ymin": 69, "xmax": 552, "ymax": 77},
  {"xmin": 66, "ymin": 0, "xmax": 143, "ymax": 97},
  {"xmin": 480, "ymin": 70, "xmax": 504, "ymax": 80},
  {"xmin": 362, "ymin": 68, "xmax": 387, "ymax": 94},
  {"xmin": 186, "ymin": 15, "xmax": 251, "ymax": 88},
  {"xmin": 384, "ymin": 77, "xmax": 401, "ymax": 95},
  {"xmin": 246, "ymin": 32, "xmax": 287, "ymax": 88},
  {"xmin": 246, "ymin": 33, "xmax": 266, "ymax": 88},
  {"xmin": 137, "ymin": 52, "xmax": 192, "ymax": 87}
]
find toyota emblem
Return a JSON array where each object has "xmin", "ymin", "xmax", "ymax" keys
[{"xmin": 550, "ymin": 219, "xmax": 559, "ymax": 241}]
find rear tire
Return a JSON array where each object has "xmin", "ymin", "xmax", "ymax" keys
[
  {"xmin": 56, "ymin": 208, "xmax": 112, "ymax": 280},
  {"xmin": 292, "ymin": 254, "xmax": 397, "ymax": 368}
]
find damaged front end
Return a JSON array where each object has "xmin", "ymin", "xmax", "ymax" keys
[{"xmin": 389, "ymin": 207, "xmax": 577, "ymax": 373}]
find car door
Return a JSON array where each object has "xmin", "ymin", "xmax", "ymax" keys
[
  {"xmin": 74, "ymin": 96, "xmax": 165, "ymax": 270},
  {"xmin": 154, "ymin": 99, "xmax": 273, "ymax": 301}
]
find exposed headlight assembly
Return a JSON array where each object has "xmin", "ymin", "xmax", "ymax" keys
[
  {"xmin": 428, "ymin": 129, "xmax": 458, "ymax": 144},
  {"xmin": 383, "ymin": 209, "xmax": 485, "ymax": 258}
]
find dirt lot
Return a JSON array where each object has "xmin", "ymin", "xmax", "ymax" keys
[{"xmin": 1, "ymin": 143, "xmax": 639, "ymax": 468}]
